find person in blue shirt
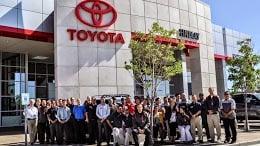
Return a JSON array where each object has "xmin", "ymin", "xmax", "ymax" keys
[{"xmin": 73, "ymin": 98, "xmax": 89, "ymax": 144}]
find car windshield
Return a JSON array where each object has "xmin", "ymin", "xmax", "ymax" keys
[{"xmin": 254, "ymin": 93, "xmax": 260, "ymax": 100}]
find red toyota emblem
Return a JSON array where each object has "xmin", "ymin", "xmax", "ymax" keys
[{"xmin": 75, "ymin": 0, "xmax": 117, "ymax": 28}]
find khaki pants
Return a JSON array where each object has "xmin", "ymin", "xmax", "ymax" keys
[
  {"xmin": 207, "ymin": 114, "xmax": 221, "ymax": 140},
  {"xmin": 27, "ymin": 119, "xmax": 37, "ymax": 144},
  {"xmin": 190, "ymin": 116, "xmax": 203, "ymax": 141}
]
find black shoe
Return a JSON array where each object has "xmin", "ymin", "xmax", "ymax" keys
[
  {"xmin": 224, "ymin": 139, "xmax": 230, "ymax": 143},
  {"xmin": 198, "ymin": 140, "xmax": 203, "ymax": 143},
  {"xmin": 209, "ymin": 140, "xmax": 215, "ymax": 143},
  {"xmin": 230, "ymin": 139, "xmax": 236, "ymax": 144}
]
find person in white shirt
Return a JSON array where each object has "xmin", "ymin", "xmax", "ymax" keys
[
  {"xmin": 24, "ymin": 99, "xmax": 38, "ymax": 145},
  {"xmin": 96, "ymin": 96, "xmax": 110, "ymax": 146}
]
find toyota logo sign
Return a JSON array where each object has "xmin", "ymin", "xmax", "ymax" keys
[
  {"xmin": 67, "ymin": 0, "xmax": 125, "ymax": 44},
  {"xmin": 75, "ymin": 0, "xmax": 117, "ymax": 28}
]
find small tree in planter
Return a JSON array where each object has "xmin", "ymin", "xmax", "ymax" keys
[
  {"xmin": 227, "ymin": 39, "xmax": 260, "ymax": 131},
  {"xmin": 125, "ymin": 22, "xmax": 184, "ymax": 136}
]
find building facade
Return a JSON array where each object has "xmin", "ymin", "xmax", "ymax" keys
[
  {"xmin": 0, "ymin": 0, "xmax": 250, "ymax": 127},
  {"xmin": 213, "ymin": 24, "xmax": 251, "ymax": 96}
]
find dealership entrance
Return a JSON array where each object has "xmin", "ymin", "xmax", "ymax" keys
[{"xmin": 0, "ymin": 36, "xmax": 54, "ymax": 127}]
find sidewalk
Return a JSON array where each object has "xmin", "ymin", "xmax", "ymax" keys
[{"xmin": 0, "ymin": 129, "xmax": 260, "ymax": 146}]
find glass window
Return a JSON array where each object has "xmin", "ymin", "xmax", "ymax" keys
[
  {"xmin": 1, "ymin": 81, "xmax": 25, "ymax": 96},
  {"xmin": 28, "ymin": 74, "xmax": 36, "ymax": 86},
  {"xmin": 188, "ymin": 83, "xmax": 192, "ymax": 96},
  {"xmin": 1, "ymin": 97, "xmax": 20, "ymax": 111},
  {"xmin": 48, "ymin": 64, "xmax": 54, "ymax": 74},
  {"xmin": 28, "ymin": 62, "xmax": 35, "ymax": 73},
  {"xmin": 20, "ymin": 54, "xmax": 25, "ymax": 67},
  {"xmin": 1, "ymin": 52, "xmax": 21, "ymax": 66},
  {"xmin": 36, "ymin": 75, "xmax": 47, "ymax": 86},
  {"xmin": 20, "ymin": 72, "xmax": 26, "ymax": 82},
  {"xmin": 2, "ymin": 67, "xmax": 22, "ymax": 81},
  {"xmin": 20, "ymin": 82, "xmax": 26, "ymax": 94},
  {"xmin": 48, "ymin": 83, "xmax": 55, "ymax": 99},
  {"xmin": 28, "ymin": 86, "xmax": 36, "ymax": 99},
  {"xmin": 36, "ymin": 87, "xmax": 47, "ymax": 98},
  {"xmin": 48, "ymin": 76, "xmax": 54, "ymax": 83},
  {"xmin": 135, "ymin": 82, "xmax": 144, "ymax": 96},
  {"xmin": 1, "ymin": 111, "xmax": 22, "ymax": 116},
  {"xmin": 2, "ymin": 81, "xmax": 15, "ymax": 96},
  {"xmin": 36, "ymin": 63, "xmax": 47, "ymax": 74}
]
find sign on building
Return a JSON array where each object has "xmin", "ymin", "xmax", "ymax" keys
[{"xmin": 21, "ymin": 93, "xmax": 30, "ymax": 105}]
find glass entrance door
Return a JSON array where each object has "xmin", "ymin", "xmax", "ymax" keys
[
  {"xmin": 0, "ymin": 52, "xmax": 26, "ymax": 127},
  {"xmin": 0, "ymin": 52, "xmax": 55, "ymax": 127}
]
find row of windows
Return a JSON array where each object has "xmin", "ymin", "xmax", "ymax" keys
[{"xmin": 28, "ymin": 62, "xmax": 54, "ymax": 75}]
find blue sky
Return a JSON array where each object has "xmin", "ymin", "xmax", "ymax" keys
[{"xmin": 202, "ymin": 0, "xmax": 260, "ymax": 54}]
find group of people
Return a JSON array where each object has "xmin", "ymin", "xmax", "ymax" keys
[{"xmin": 24, "ymin": 87, "xmax": 237, "ymax": 146}]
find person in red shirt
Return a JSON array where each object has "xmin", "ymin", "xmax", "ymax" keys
[{"xmin": 125, "ymin": 95, "xmax": 135, "ymax": 115}]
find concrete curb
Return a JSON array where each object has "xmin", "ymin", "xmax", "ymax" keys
[{"xmin": 227, "ymin": 140, "xmax": 260, "ymax": 146}]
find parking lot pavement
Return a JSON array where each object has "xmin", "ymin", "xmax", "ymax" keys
[{"xmin": 1, "ymin": 128, "xmax": 260, "ymax": 146}]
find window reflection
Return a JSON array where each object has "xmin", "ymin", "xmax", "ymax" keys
[
  {"xmin": 28, "ymin": 86, "xmax": 36, "ymax": 99},
  {"xmin": 36, "ymin": 87, "xmax": 47, "ymax": 98},
  {"xmin": 2, "ymin": 52, "xmax": 21, "ymax": 66},
  {"xmin": 2, "ymin": 67, "xmax": 25, "ymax": 81},
  {"xmin": 1, "ymin": 81, "xmax": 25, "ymax": 97},
  {"xmin": 48, "ymin": 64, "xmax": 54, "ymax": 74},
  {"xmin": 28, "ymin": 62, "xmax": 35, "ymax": 73},
  {"xmin": 1, "ymin": 97, "xmax": 20, "ymax": 111},
  {"xmin": 28, "ymin": 61, "xmax": 55, "ymax": 100},
  {"xmin": 36, "ymin": 63, "xmax": 46, "ymax": 74},
  {"xmin": 36, "ymin": 75, "xmax": 47, "ymax": 86}
]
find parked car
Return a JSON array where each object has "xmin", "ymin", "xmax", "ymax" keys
[
  {"xmin": 232, "ymin": 93, "xmax": 260, "ymax": 121},
  {"xmin": 95, "ymin": 94, "xmax": 130, "ymax": 105}
]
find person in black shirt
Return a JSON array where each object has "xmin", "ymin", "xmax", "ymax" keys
[
  {"xmin": 177, "ymin": 93, "xmax": 189, "ymax": 113},
  {"xmin": 132, "ymin": 104, "xmax": 153, "ymax": 146},
  {"xmin": 122, "ymin": 106, "xmax": 133, "ymax": 146},
  {"xmin": 205, "ymin": 87, "xmax": 221, "ymax": 142},
  {"xmin": 37, "ymin": 100, "xmax": 48, "ymax": 144},
  {"xmin": 189, "ymin": 95, "xmax": 203, "ymax": 143},
  {"xmin": 86, "ymin": 96, "xmax": 98, "ymax": 144},
  {"xmin": 198, "ymin": 93, "xmax": 210, "ymax": 141},
  {"xmin": 47, "ymin": 100, "xmax": 58, "ymax": 144},
  {"xmin": 66, "ymin": 98, "xmax": 76, "ymax": 144},
  {"xmin": 165, "ymin": 97, "xmax": 178, "ymax": 143},
  {"xmin": 107, "ymin": 105, "xmax": 125, "ymax": 145},
  {"xmin": 45, "ymin": 100, "xmax": 51, "ymax": 143},
  {"xmin": 177, "ymin": 107, "xmax": 193, "ymax": 143}
]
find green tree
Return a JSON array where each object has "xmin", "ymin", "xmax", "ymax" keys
[
  {"xmin": 227, "ymin": 39, "xmax": 260, "ymax": 93},
  {"xmin": 227, "ymin": 39, "xmax": 260, "ymax": 131},
  {"xmin": 125, "ymin": 22, "xmax": 184, "ymax": 134}
]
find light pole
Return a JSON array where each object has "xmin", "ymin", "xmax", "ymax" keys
[{"xmin": 244, "ymin": 76, "xmax": 250, "ymax": 131}]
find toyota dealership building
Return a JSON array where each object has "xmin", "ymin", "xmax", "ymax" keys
[{"xmin": 0, "ymin": 0, "xmax": 251, "ymax": 127}]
